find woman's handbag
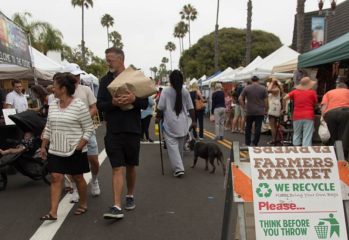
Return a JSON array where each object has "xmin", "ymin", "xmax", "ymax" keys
[
  {"xmin": 268, "ymin": 94, "xmax": 281, "ymax": 117},
  {"xmin": 318, "ymin": 117, "xmax": 330, "ymax": 143}
]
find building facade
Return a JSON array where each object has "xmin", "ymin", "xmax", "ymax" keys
[{"xmin": 292, "ymin": 0, "xmax": 349, "ymax": 53}]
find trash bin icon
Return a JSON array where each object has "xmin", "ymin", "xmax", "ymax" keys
[{"xmin": 314, "ymin": 222, "xmax": 328, "ymax": 239}]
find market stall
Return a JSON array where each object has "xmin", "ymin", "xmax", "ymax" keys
[{"xmin": 298, "ymin": 32, "xmax": 349, "ymax": 97}]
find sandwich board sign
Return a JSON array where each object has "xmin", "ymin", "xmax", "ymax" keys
[{"xmin": 249, "ymin": 146, "xmax": 347, "ymax": 240}]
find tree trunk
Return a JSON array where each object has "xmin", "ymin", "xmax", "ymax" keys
[
  {"xmin": 169, "ymin": 51, "xmax": 173, "ymax": 71},
  {"xmin": 81, "ymin": 1, "xmax": 86, "ymax": 68},
  {"xmin": 296, "ymin": 0, "xmax": 306, "ymax": 53},
  {"xmin": 178, "ymin": 38, "xmax": 182, "ymax": 55},
  {"xmin": 107, "ymin": 27, "xmax": 109, "ymax": 48},
  {"xmin": 214, "ymin": 0, "xmax": 220, "ymax": 71},
  {"xmin": 245, "ymin": 0, "xmax": 252, "ymax": 65},
  {"xmin": 188, "ymin": 20, "xmax": 191, "ymax": 48},
  {"xmin": 181, "ymin": 37, "xmax": 184, "ymax": 51}
]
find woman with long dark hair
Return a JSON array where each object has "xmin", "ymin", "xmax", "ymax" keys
[{"xmin": 157, "ymin": 70, "xmax": 196, "ymax": 177}]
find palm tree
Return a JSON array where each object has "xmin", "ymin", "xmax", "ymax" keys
[
  {"xmin": 214, "ymin": 0, "xmax": 220, "ymax": 71},
  {"xmin": 109, "ymin": 31, "xmax": 123, "ymax": 49},
  {"xmin": 180, "ymin": 4, "xmax": 198, "ymax": 47},
  {"xmin": 37, "ymin": 24, "xmax": 63, "ymax": 55},
  {"xmin": 71, "ymin": 0, "xmax": 94, "ymax": 68},
  {"xmin": 165, "ymin": 42, "xmax": 176, "ymax": 70},
  {"xmin": 245, "ymin": 0, "xmax": 252, "ymax": 65},
  {"xmin": 175, "ymin": 21, "xmax": 188, "ymax": 52},
  {"xmin": 296, "ymin": 0, "xmax": 306, "ymax": 53},
  {"xmin": 101, "ymin": 14, "xmax": 114, "ymax": 48},
  {"xmin": 12, "ymin": 12, "xmax": 48, "ymax": 45},
  {"xmin": 173, "ymin": 26, "xmax": 182, "ymax": 54},
  {"xmin": 150, "ymin": 67, "xmax": 158, "ymax": 79},
  {"xmin": 161, "ymin": 57, "xmax": 169, "ymax": 65},
  {"xmin": 12, "ymin": 12, "xmax": 63, "ymax": 55}
]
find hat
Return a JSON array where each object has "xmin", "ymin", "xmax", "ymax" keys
[
  {"xmin": 251, "ymin": 76, "xmax": 259, "ymax": 82},
  {"xmin": 62, "ymin": 63, "xmax": 85, "ymax": 75},
  {"xmin": 296, "ymin": 77, "xmax": 316, "ymax": 90}
]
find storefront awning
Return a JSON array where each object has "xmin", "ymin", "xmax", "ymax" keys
[{"xmin": 298, "ymin": 32, "xmax": 349, "ymax": 68}]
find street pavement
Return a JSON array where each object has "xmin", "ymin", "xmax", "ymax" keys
[{"xmin": 0, "ymin": 117, "xmax": 271, "ymax": 240}]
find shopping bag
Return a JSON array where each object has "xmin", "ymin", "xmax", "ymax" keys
[
  {"xmin": 107, "ymin": 67, "xmax": 157, "ymax": 110},
  {"xmin": 195, "ymin": 98, "xmax": 205, "ymax": 110},
  {"xmin": 318, "ymin": 117, "xmax": 330, "ymax": 143}
]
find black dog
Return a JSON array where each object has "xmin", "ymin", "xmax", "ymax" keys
[{"xmin": 189, "ymin": 140, "xmax": 226, "ymax": 175}]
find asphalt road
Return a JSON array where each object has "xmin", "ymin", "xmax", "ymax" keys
[{"xmin": 0, "ymin": 117, "xmax": 271, "ymax": 240}]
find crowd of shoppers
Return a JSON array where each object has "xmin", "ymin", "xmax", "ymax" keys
[{"xmin": 2, "ymin": 42, "xmax": 348, "ymax": 225}]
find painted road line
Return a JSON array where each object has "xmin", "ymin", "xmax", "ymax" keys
[
  {"xmin": 203, "ymin": 130, "xmax": 231, "ymax": 149},
  {"xmin": 30, "ymin": 149, "xmax": 108, "ymax": 240},
  {"xmin": 141, "ymin": 141, "xmax": 161, "ymax": 144},
  {"xmin": 203, "ymin": 130, "xmax": 233, "ymax": 145},
  {"xmin": 203, "ymin": 130, "xmax": 232, "ymax": 147}
]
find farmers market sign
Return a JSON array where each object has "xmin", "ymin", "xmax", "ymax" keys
[{"xmin": 249, "ymin": 146, "xmax": 347, "ymax": 239}]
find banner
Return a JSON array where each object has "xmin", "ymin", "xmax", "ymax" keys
[
  {"xmin": 311, "ymin": 17, "xmax": 325, "ymax": 49},
  {"xmin": 249, "ymin": 146, "xmax": 347, "ymax": 240},
  {"xmin": 0, "ymin": 11, "xmax": 31, "ymax": 68}
]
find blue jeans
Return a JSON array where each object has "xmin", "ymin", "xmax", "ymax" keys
[{"xmin": 293, "ymin": 120, "xmax": 314, "ymax": 146}]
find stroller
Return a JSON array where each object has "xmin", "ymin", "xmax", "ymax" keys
[
  {"xmin": 0, "ymin": 111, "xmax": 50, "ymax": 191},
  {"xmin": 274, "ymin": 114, "xmax": 293, "ymax": 146}
]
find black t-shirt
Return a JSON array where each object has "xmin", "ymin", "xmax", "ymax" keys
[{"xmin": 96, "ymin": 71, "xmax": 148, "ymax": 134}]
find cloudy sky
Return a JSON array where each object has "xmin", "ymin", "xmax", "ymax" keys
[{"xmin": 0, "ymin": 0, "xmax": 345, "ymax": 76}]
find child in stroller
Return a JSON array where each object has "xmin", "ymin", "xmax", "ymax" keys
[
  {"xmin": 0, "ymin": 132, "xmax": 35, "ymax": 156},
  {"xmin": 0, "ymin": 111, "xmax": 50, "ymax": 191}
]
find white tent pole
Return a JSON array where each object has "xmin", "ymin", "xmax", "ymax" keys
[{"xmin": 27, "ymin": 34, "xmax": 38, "ymax": 85}]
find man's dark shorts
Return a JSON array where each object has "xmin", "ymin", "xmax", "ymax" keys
[{"xmin": 104, "ymin": 132, "xmax": 140, "ymax": 168}]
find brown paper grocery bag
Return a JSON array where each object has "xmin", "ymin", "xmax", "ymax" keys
[
  {"xmin": 107, "ymin": 67, "xmax": 157, "ymax": 110},
  {"xmin": 107, "ymin": 67, "xmax": 157, "ymax": 98}
]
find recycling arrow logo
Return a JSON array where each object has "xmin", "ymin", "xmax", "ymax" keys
[{"xmin": 256, "ymin": 183, "xmax": 272, "ymax": 198}]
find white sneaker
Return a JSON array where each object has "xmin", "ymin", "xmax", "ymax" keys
[
  {"xmin": 91, "ymin": 180, "xmax": 101, "ymax": 196},
  {"xmin": 70, "ymin": 189, "xmax": 79, "ymax": 203}
]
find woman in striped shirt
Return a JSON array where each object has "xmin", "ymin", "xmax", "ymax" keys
[{"xmin": 40, "ymin": 73, "xmax": 94, "ymax": 221}]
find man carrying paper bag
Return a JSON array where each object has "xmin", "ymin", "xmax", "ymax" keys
[
  {"xmin": 97, "ymin": 48, "xmax": 148, "ymax": 220},
  {"xmin": 107, "ymin": 66, "xmax": 157, "ymax": 110}
]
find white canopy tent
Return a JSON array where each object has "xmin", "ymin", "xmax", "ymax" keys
[
  {"xmin": 233, "ymin": 46, "xmax": 299, "ymax": 81},
  {"xmin": 232, "ymin": 56, "xmax": 263, "ymax": 82},
  {"xmin": 198, "ymin": 75, "xmax": 206, "ymax": 81},
  {"xmin": 189, "ymin": 78, "xmax": 198, "ymax": 85},
  {"xmin": 210, "ymin": 67, "xmax": 235, "ymax": 83},
  {"xmin": 201, "ymin": 71, "xmax": 222, "ymax": 87},
  {"xmin": 30, "ymin": 47, "xmax": 64, "ymax": 73},
  {"xmin": 81, "ymin": 73, "xmax": 99, "ymax": 96},
  {"xmin": 272, "ymin": 58, "xmax": 298, "ymax": 73},
  {"xmin": 218, "ymin": 66, "xmax": 244, "ymax": 83},
  {"xmin": 0, "ymin": 46, "xmax": 64, "ymax": 81}
]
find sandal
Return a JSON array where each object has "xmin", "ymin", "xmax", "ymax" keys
[
  {"xmin": 40, "ymin": 213, "xmax": 57, "ymax": 221},
  {"xmin": 74, "ymin": 206, "xmax": 87, "ymax": 215}
]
